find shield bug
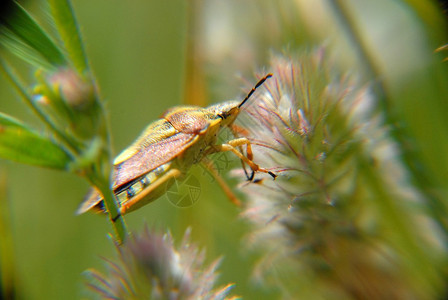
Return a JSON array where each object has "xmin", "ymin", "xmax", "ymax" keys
[{"xmin": 77, "ymin": 74, "xmax": 275, "ymax": 216}]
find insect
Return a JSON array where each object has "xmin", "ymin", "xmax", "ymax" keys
[{"xmin": 77, "ymin": 74, "xmax": 275, "ymax": 216}]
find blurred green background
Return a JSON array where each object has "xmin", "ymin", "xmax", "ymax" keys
[
  {"xmin": 0, "ymin": 1, "xmax": 270, "ymax": 298},
  {"xmin": 1, "ymin": 0, "xmax": 448, "ymax": 299}
]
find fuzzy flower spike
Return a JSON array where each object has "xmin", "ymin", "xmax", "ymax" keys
[
  {"xmin": 86, "ymin": 227, "xmax": 234, "ymax": 299},
  {"xmin": 239, "ymin": 50, "xmax": 444, "ymax": 299}
]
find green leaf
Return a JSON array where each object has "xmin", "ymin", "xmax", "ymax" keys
[
  {"xmin": 0, "ymin": 113, "xmax": 72, "ymax": 169},
  {"xmin": 49, "ymin": 0, "xmax": 89, "ymax": 74},
  {"xmin": 0, "ymin": 59, "xmax": 79, "ymax": 153},
  {"xmin": 0, "ymin": 1, "xmax": 66, "ymax": 67},
  {"xmin": 0, "ymin": 112, "xmax": 29, "ymax": 128},
  {"xmin": 0, "ymin": 29, "xmax": 53, "ymax": 69}
]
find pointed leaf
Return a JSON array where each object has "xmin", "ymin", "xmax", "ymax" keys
[
  {"xmin": 0, "ymin": 1, "xmax": 66, "ymax": 67},
  {"xmin": 0, "ymin": 28, "xmax": 53, "ymax": 69},
  {"xmin": 49, "ymin": 0, "xmax": 89, "ymax": 73},
  {"xmin": 0, "ymin": 112, "xmax": 29, "ymax": 128},
  {"xmin": 0, "ymin": 113, "xmax": 71, "ymax": 169}
]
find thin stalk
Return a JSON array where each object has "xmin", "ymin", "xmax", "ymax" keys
[
  {"xmin": 49, "ymin": 0, "xmax": 89, "ymax": 74},
  {"xmin": 0, "ymin": 171, "xmax": 17, "ymax": 300},
  {"xmin": 358, "ymin": 152, "xmax": 441, "ymax": 297},
  {"xmin": 87, "ymin": 173, "xmax": 128, "ymax": 244},
  {"xmin": 329, "ymin": 0, "xmax": 448, "ymax": 238}
]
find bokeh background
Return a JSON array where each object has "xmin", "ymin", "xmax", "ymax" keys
[{"xmin": 1, "ymin": 0, "xmax": 448, "ymax": 299}]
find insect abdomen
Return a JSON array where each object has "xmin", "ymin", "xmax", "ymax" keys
[
  {"xmin": 78, "ymin": 162, "xmax": 172, "ymax": 214},
  {"xmin": 114, "ymin": 162, "xmax": 171, "ymax": 207}
]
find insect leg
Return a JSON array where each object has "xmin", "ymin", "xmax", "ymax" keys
[
  {"xmin": 201, "ymin": 157, "xmax": 241, "ymax": 206},
  {"xmin": 119, "ymin": 168, "xmax": 182, "ymax": 215},
  {"xmin": 243, "ymin": 141, "xmax": 255, "ymax": 180},
  {"xmin": 229, "ymin": 124, "xmax": 250, "ymax": 137},
  {"xmin": 208, "ymin": 137, "xmax": 277, "ymax": 179},
  {"xmin": 229, "ymin": 124, "xmax": 253, "ymax": 180}
]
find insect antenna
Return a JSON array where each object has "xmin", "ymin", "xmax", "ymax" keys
[
  {"xmin": 238, "ymin": 73, "xmax": 273, "ymax": 108},
  {"xmin": 236, "ymin": 74, "xmax": 272, "ymax": 181}
]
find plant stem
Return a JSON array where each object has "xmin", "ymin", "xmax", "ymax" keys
[
  {"xmin": 329, "ymin": 0, "xmax": 448, "ymax": 239},
  {"xmin": 357, "ymin": 152, "xmax": 441, "ymax": 297},
  {"xmin": 49, "ymin": 0, "xmax": 89, "ymax": 74},
  {"xmin": 87, "ymin": 173, "xmax": 128, "ymax": 244},
  {"xmin": 0, "ymin": 170, "xmax": 17, "ymax": 299}
]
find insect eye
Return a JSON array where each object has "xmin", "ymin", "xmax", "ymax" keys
[{"xmin": 218, "ymin": 113, "xmax": 225, "ymax": 119}]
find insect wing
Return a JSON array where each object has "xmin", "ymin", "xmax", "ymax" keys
[
  {"xmin": 113, "ymin": 119, "xmax": 177, "ymax": 165},
  {"xmin": 77, "ymin": 127, "xmax": 197, "ymax": 214},
  {"xmin": 113, "ymin": 132, "xmax": 196, "ymax": 188}
]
